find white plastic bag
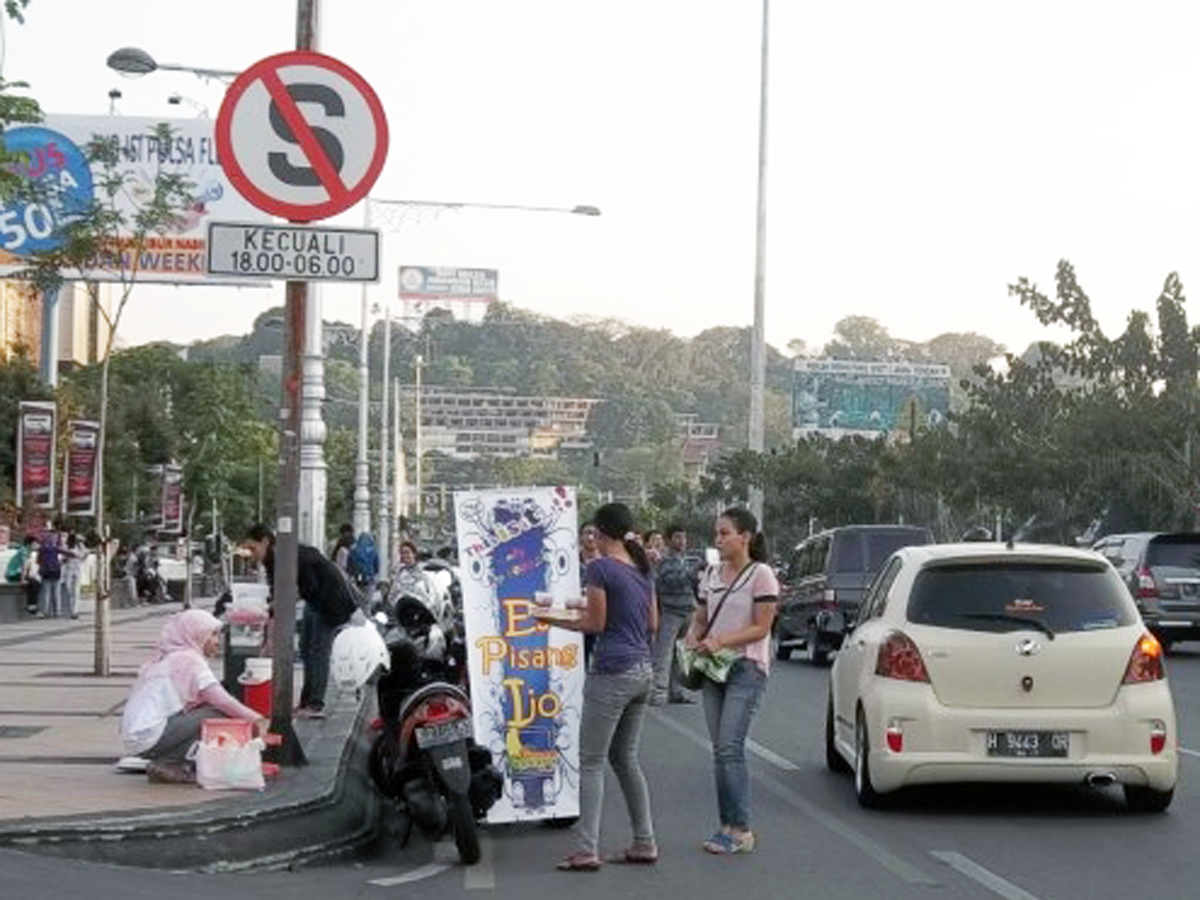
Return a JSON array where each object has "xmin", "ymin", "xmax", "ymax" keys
[{"xmin": 195, "ymin": 738, "xmax": 265, "ymax": 791}]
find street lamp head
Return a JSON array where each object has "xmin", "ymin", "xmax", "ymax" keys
[
  {"xmin": 571, "ymin": 205, "xmax": 601, "ymax": 217},
  {"xmin": 107, "ymin": 46, "xmax": 158, "ymax": 76}
]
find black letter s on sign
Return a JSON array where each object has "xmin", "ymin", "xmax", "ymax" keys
[{"xmin": 268, "ymin": 83, "xmax": 346, "ymax": 186}]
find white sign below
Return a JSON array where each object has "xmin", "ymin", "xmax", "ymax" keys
[{"xmin": 206, "ymin": 222, "xmax": 379, "ymax": 282}]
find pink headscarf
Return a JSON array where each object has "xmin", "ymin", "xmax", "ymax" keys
[{"xmin": 136, "ymin": 609, "xmax": 223, "ymax": 707}]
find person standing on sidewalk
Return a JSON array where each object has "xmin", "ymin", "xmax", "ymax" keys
[
  {"xmin": 242, "ymin": 524, "xmax": 359, "ymax": 719},
  {"xmin": 650, "ymin": 525, "xmax": 698, "ymax": 706},
  {"xmin": 37, "ymin": 532, "xmax": 64, "ymax": 618},
  {"xmin": 120, "ymin": 608, "xmax": 268, "ymax": 783},
  {"xmin": 60, "ymin": 531, "xmax": 86, "ymax": 620},
  {"xmin": 544, "ymin": 502, "xmax": 659, "ymax": 871},
  {"xmin": 17, "ymin": 535, "xmax": 41, "ymax": 615},
  {"xmin": 685, "ymin": 507, "xmax": 778, "ymax": 856}
]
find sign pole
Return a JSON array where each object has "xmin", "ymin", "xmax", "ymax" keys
[{"xmin": 267, "ymin": 0, "xmax": 322, "ymax": 768}]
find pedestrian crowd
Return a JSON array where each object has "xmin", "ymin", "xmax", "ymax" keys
[{"xmin": 5, "ymin": 527, "xmax": 87, "ymax": 619}]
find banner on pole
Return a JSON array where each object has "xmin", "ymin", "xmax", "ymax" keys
[
  {"xmin": 161, "ymin": 464, "xmax": 184, "ymax": 534},
  {"xmin": 454, "ymin": 486, "xmax": 583, "ymax": 824},
  {"xmin": 17, "ymin": 401, "xmax": 56, "ymax": 509},
  {"xmin": 63, "ymin": 419, "xmax": 99, "ymax": 517}
]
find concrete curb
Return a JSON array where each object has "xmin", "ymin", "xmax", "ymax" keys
[{"xmin": 0, "ymin": 693, "xmax": 381, "ymax": 872}]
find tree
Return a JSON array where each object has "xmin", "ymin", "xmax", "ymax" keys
[{"xmin": 824, "ymin": 316, "xmax": 913, "ymax": 361}]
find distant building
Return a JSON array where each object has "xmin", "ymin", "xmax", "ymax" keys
[
  {"xmin": 676, "ymin": 413, "xmax": 721, "ymax": 479},
  {"xmin": 0, "ymin": 281, "xmax": 39, "ymax": 359},
  {"xmin": 0, "ymin": 281, "xmax": 113, "ymax": 370}
]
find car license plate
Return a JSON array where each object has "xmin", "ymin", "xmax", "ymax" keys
[
  {"xmin": 415, "ymin": 719, "xmax": 473, "ymax": 749},
  {"xmin": 986, "ymin": 730, "xmax": 1068, "ymax": 758}
]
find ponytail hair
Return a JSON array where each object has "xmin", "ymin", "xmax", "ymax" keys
[
  {"xmin": 593, "ymin": 502, "xmax": 651, "ymax": 576},
  {"xmin": 721, "ymin": 506, "xmax": 769, "ymax": 563}
]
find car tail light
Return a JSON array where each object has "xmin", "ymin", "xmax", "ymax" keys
[
  {"xmin": 885, "ymin": 720, "xmax": 904, "ymax": 752},
  {"xmin": 1136, "ymin": 569, "xmax": 1159, "ymax": 599},
  {"xmin": 875, "ymin": 631, "xmax": 930, "ymax": 683},
  {"xmin": 1122, "ymin": 633, "xmax": 1165, "ymax": 684},
  {"xmin": 1150, "ymin": 719, "xmax": 1168, "ymax": 755}
]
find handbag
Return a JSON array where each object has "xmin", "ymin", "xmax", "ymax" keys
[{"xmin": 675, "ymin": 562, "xmax": 756, "ymax": 690}]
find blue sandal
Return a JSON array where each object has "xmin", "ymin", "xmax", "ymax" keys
[{"xmin": 703, "ymin": 831, "xmax": 755, "ymax": 854}]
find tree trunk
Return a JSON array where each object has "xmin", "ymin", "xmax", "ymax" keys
[{"xmin": 93, "ymin": 349, "xmax": 111, "ymax": 676}]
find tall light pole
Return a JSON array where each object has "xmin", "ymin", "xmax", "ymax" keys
[
  {"xmin": 352, "ymin": 197, "xmax": 601, "ymax": 544},
  {"xmin": 378, "ymin": 306, "xmax": 391, "ymax": 579},
  {"xmin": 748, "ymin": 0, "xmax": 770, "ymax": 522}
]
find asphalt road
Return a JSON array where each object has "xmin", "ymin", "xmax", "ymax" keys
[{"xmin": 6, "ymin": 646, "xmax": 1200, "ymax": 900}]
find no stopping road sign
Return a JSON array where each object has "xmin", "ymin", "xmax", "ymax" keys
[{"xmin": 216, "ymin": 50, "xmax": 388, "ymax": 222}]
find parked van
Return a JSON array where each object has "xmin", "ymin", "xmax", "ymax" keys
[{"xmin": 776, "ymin": 524, "xmax": 933, "ymax": 664}]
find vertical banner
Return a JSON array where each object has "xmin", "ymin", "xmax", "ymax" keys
[
  {"xmin": 17, "ymin": 401, "xmax": 57, "ymax": 509},
  {"xmin": 161, "ymin": 464, "xmax": 184, "ymax": 534},
  {"xmin": 455, "ymin": 486, "xmax": 583, "ymax": 824},
  {"xmin": 63, "ymin": 420, "xmax": 100, "ymax": 517}
]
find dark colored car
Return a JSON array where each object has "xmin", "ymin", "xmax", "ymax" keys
[
  {"xmin": 776, "ymin": 525, "xmax": 934, "ymax": 665},
  {"xmin": 1092, "ymin": 532, "xmax": 1200, "ymax": 650}
]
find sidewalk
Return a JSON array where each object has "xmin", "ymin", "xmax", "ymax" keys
[{"xmin": 0, "ymin": 597, "xmax": 379, "ymax": 870}]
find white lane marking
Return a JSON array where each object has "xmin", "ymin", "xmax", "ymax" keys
[
  {"xmin": 931, "ymin": 851, "xmax": 1043, "ymax": 900},
  {"xmin": 369, "ymin": 862, "xmax": 452, "ymax": 887},
  {"xmin": 650, "ymin": 711, "xmax": 939, "ymax": 887},
  {"xmin": 464, "ymin": 835, "xmax": 495, "ymax": 890},
  {"xmin": 747, "ymin": 738, "xmax": 801, "ymax": 771},
  {"xmin": 1178, "ymin": 746, "xmax": 1200, "ymax": 759}
]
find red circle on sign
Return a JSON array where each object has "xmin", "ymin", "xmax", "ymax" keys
[{"xmin": 216, "ymin": 50, "xmax": 389, "ymax": 222}]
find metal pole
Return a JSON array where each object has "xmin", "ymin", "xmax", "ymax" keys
[
  {"xmin": 747, "ymin": 0, "xmax": 770, "ymax": 522},
  {"xmin": 352, "ymin": 200, "xmax": 372, "ymax": 535},
  {"xmin": 378, "ymin": 309, "xmax": 391, "ymax": 579},
  {"xmin": 268, "ymin": 0, "xmax": 319, "ymax": 768},
  {"xmin": 393, "ymin": 377, "xmax": 401, "ymax": 556},
  {"xmin": 415, "ymin": 354, "xmax": 424, "ymax": 533}
]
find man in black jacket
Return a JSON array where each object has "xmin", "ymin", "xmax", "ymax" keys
[{"xmin": 243, "ymin": 524, "xmax": 359, "ymax": 718}]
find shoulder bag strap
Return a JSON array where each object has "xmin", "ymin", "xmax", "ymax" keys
[{"xmin": 698, "ymin": 562, "xmax": 757, "ymax": 641}]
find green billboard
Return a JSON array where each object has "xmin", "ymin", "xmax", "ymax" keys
[{"xmin": 793, "ymin": 359, "xmax": 950, "ymax": 437}]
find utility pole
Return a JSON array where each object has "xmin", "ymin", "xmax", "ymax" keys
[
  {"xmin": 378, "ymin": 309, "xmax": 391, "ymax": 579},
  {"xmin": 268, "ymin": 0, "xmax": 321, "ymax": 767},
  {"xmin": 747, "ymin": 0, "xmax": 770, "ymax": 523}
]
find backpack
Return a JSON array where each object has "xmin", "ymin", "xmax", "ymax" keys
[
  {"xmin": 38, "ymin": 543, "xmax": 61, "ymax": 580},
  {"xmin": 348, "ymin": 534, "xmax": 379, "ymax": 582},
  {"xmin": 5, "ymin": 548, "xmax": 26, "ymax": 584}
]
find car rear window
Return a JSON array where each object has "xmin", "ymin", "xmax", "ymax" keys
[
  {"xmin": 907, "ymin": 563, "xmax": 1136, "ymax": 634},
  {"xmin": 1146, "ymin": 537, "xmax": 1200, "ymax": 570},
  {"xmin": 831, "ymin": 530, "xmax": 931, "ymax": 575}
]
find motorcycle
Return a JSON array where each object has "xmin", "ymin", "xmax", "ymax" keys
[{"xmin": 366, "ymin": 590, "xmax": 501, "ymax": 865}]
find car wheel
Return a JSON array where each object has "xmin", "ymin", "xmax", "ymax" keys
[
  {"xmin": 809, "ymin": 625, "xmax": 830, "ymax": 667},
  {"xmin": 826, "ymin": 692, "xmax": 851, "ymax": 775},
  {"xmin": 854, "ymin": 711, "xmax": 884, "ymax": 808},
  {"xmin": 1124, "ymin": 784, "xmax": 1174, "ymax": 813},
  {"xmin": 773, "ymin": 628, "xmax": 793, "ymax": 661}
]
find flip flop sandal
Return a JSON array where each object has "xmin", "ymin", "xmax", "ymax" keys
[
  {"xmin": 556, "ymin": 853, "xmax": 602, "ymax": 872},
  {"xmin": 607, "ymin": 847, "xmax": 658, "ymax": 865}
]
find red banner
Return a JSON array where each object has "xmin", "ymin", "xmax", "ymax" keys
[
  {"xmin": 64, "ymin": 420, "xmax": 100, "ymax": 517},
  {"xmin": 17, "ymin": 401, "xmax": 56, "ymax": 509},
  {"xmin": 161, "ymin": 464, "xmax": 183, "ymax": 534}
]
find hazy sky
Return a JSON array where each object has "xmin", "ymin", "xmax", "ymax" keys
[{"xmin": 7, "ymin": 0, "xmax": 1200, "ymax": 356}]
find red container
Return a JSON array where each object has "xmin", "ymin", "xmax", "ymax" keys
[{"xmin": 243, "ymin": 679, "xmax": 273, "ymax": 718}]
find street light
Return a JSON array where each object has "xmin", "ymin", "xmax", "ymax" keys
[
  {"xmin": 106, "ymin": 47, "xmax": 239, "ymax": 82},
  {"xmin": 354, "ymin": 197, "xmax": 601, "ymax": 571},
  {"xmin": 748, "ymin": 0, "xmax": 770, "ymax": 522}
]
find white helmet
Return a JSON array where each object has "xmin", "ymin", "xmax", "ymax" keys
[{"xmin": 330, "ymin": 622, "xmax": 390, "ymax": 693}]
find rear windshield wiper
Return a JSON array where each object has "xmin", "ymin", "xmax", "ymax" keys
[{"xmin": 958, "ymin": 613, "xmax": 1056, "ymax": 640}]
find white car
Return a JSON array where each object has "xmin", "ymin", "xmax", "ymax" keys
[{"xmin": 827, "ymin": 543, "xmax": 1178, "ymax": 812}]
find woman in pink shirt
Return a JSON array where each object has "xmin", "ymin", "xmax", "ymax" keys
[{"xmin": 685, "ymin": 507, "xmax": 779, "ymax": 855}]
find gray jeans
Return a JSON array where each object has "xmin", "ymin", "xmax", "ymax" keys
[
  {"xmin": 651, "ymin": 607, "xmax": 692, "ymax": 701},
  {"xmin": 576, "ymin": 661, "xmax": 655, "ymax": 856},
  {"xmin": 145, "ymin": 704, "xmax": 224, "ymax": 761}
]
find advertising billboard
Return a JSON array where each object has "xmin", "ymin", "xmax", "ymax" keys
[
  {"xmin": 454, "ymin": 486, "xmax": 583, "ymax": 823},
  {"xmin": 0, "ymin": 115, "xmax": 266, "ymax": 284},
  {"xmin": 793, "ymin": 359, "xmax": 951, "ymax": 438},
  {"xmin": 63, "ymin": 419, "xmax": 100, "ymax": 517},
  {"xmin": 399, "ymin": 266, "xmax": 498, "ymax": 303},
  {"xmin": 16, "ymin": 401, "xmax": 56, "ymax": 509}
]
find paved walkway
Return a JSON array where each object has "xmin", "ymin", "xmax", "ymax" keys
[{"xmin": 0, "ymin": 597, "xmax": 307, "ymax": 822}]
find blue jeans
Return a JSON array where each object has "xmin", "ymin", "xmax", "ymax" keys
[
  {"xmin": 299, "ymin": 605, "xmax": 336, "ymax": 711},
  {"xmin": 576, "ymin": 661, "xmax": 655, "ymax": 856},
  {"xmin": 701, "ymin": 657, "xmax": 767, "ymax": 830},
  {"xmin": 38, "ymin": 578, "xmax": 62, "ymax": 618}
]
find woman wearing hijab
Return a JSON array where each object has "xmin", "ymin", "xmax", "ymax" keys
[{"xmin": 120, "ymin": 609, "xmax": 267, "ymax": 782}]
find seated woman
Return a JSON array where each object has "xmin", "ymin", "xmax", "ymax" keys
[{"xmin": 120, "ymin": 609, "xmax": 267, "ymax": 782}]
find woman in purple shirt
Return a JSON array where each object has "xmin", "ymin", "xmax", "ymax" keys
[{"xmin": 545, "ymin": 502, "xmax": 659, "ymax": 871}]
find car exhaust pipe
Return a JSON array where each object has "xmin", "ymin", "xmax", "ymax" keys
[{"xmin": 1085, "ymin": 772, "xmax": 1117, "ymax": 788}]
